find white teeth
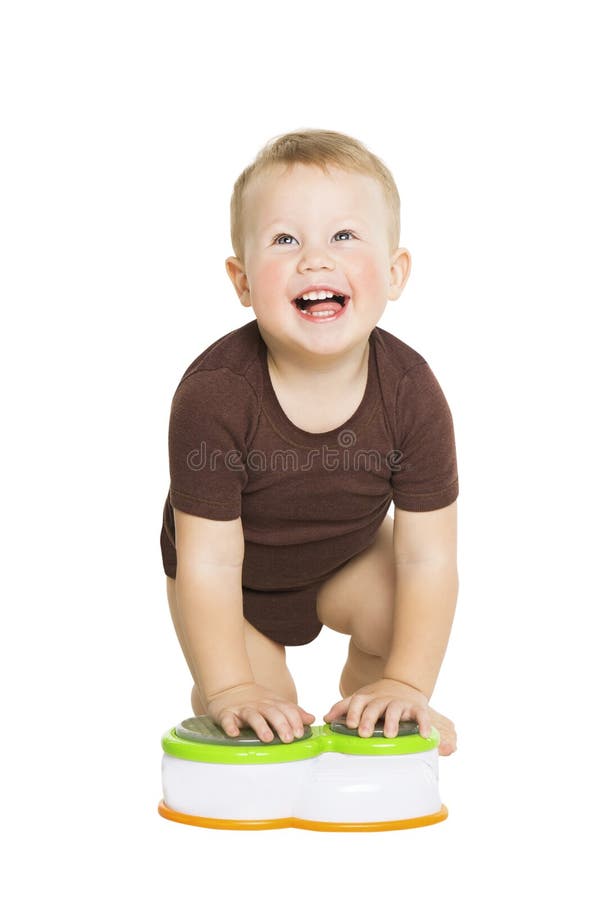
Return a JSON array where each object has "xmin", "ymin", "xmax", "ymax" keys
[
  {"xmin": 305, "ymin": 309, "xmax": 336, "ymax": 317},
  {"xmin": 299, "ymin": 290, "xmax": 337, "ymax": 301}
]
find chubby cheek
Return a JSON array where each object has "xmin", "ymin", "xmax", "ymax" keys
[
  {"xmin": 249, "ymin": 259, "xmax": 287, "ymax": 301},
  {"xmin": 352, "ymin": 253, "xmax": 388, "ymax": 296}
]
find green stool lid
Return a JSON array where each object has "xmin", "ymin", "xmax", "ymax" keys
[
  {"xmin": 176, "ymin": 716, "xmax": 313, "ymax": 746},
  {"xmin": 162, "ymin": 715, "xmax": 439, "ymax": 765},
  {"xmin": 329, "ymin": 717, "xmax": 420, "ymax": 738}
]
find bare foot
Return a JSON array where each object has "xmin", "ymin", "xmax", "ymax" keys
[{"xmin": 429, "ymin": 707, "xmax": 457, "ymax": 756}]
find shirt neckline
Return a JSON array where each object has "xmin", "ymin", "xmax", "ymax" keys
[{"xmin": 257, "ymin": 327, "xmax": 378, "ymax": 446}]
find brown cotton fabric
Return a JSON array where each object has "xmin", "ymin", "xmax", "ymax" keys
[{"xmin": 160, "ymin": 318, "xmax": 458, "ymax": 646}]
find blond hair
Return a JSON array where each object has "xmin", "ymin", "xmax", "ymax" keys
[{"xmin": 229, "ymin": 128, "xmax": 401, "ymax": 265}]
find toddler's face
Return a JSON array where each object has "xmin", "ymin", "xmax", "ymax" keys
[{"xmin": 226, "ymin": 163, "xmax": 410, "ymax": 358}]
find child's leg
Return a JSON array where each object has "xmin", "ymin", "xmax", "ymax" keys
[
  {"xmin": 165, "ymin": 576, "xmax": 298, "ymax": 716},
  {"xmin": 315, "ymin": 515, "xmax": 457, "ymax": 755},
  {"xmin": 316, "ymin": 513, "xmax": 397, "ymax": 691}
]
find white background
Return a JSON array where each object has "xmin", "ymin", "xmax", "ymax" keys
[{"xmin": 2, "ymin": 1, "xmax": 598, "ymax": 896}]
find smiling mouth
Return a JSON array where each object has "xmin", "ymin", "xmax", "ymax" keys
[{"xmin": 293, "ymin": 293, "xmax": 349, "ymax": 319}]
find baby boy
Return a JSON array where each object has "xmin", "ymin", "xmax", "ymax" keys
[{"xmin": 160, "ymin": 128, "xmax": 459, "ymax": 755}]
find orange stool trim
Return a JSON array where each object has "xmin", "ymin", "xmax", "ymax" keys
[{"xmin": 157, "ymin": 800, "xmax": 448, "ymax": 831}]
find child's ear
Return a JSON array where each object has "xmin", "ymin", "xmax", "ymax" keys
[
  {"xmin": 388, "ymin": 247, "xmax": 411, "ymax": 301},
  {"xmin": 225, "ymin": 256, "xmax": 251, "ymax": 307}
]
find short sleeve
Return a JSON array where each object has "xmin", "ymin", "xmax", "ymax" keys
[
  {"xmin": 167, "ymin": 368, "xmax": 256, "ymax": 520},
  {"xmin": 391, "ymin": 362, "xmax": 459, "ymax": 512}
]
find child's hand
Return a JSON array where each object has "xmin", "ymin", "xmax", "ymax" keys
[
  {"xmin": 206, "ymin": 682, "xmax": 315, "ymax": 744},
  {"xmin": 322, "ymin": 678, "xmax": 432, "ymax": 740}
]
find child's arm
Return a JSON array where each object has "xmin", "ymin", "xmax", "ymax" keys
[
  {"xmin": 173, "ymin": 509, "xmax": 315, "ymax": 741},
  {"xmin": 383, "ymin": 501, "xmax": 458, "ymax": 698},
  {"xmin": 173, "ymin": 508, "xmax": 254, "ymax": 697},
  {"xmin": 323, "ymin": 501, "xmax": 458, "ymax": 739}
]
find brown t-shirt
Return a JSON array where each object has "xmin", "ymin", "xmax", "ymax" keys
[{"xmin": 160, "ymin": 319, "xmax": 458, "ymax": 631}]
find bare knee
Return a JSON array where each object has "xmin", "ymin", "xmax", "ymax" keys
[
  {"xmin": 351, "ymin": 597, "xmax": 395, "ymax": 659},
  {"xmin": 191, "ymin": 683, "xmax": 208, "ymax": 716},
  {"xmin": 242, "ymin": 619, "xmax": 298, "ymax": 702},
  {"xmin": 339, "ymin": 637, "xmax": 386, "ymax": 697}
]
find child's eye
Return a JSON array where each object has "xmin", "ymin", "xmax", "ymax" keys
[{"xmin": 273, "ymin": 230, "xmax": 355, "ymax": 245}]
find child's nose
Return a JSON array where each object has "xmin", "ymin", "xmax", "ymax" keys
[{"xmin": 298, "ymin": 244, "xmax": 335, "ymax": 270}]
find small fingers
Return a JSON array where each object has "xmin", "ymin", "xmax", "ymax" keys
[
  {"xmin": 345, "ymin": 694, "xmax": 375, "ymax": 731},
  {"xmin": 220, "ymin": 711, "xmax": 241, "ymax": 737},
  {"xmin": 383, "ymin": 703, "xmax": 430, "ymax": 738},
  {"xmin": 248, "ymin": 704, "xmax": 302, "ymax": 743},
  {"xmin": 238, "ymin": 708, "xmax": 274, "ymax": 742},
  {"xmin": 352, "ymin": 698, "xmax": 391, "ymax": 737},
  {"xmin": 280, "ymin": 702, "xmax": 311, "ymax": 738},
  {"xmin": 348, "ymin": 698, "xmax": 430, "ymax": 739},
  {"xmin": 383, "ymin": 702, "xmax": 405, "ymax": 738},
  {"xmin": 273, "ymin": 701, "xmax": 311, "ymax": 739},
  {"xmin": 323, "ymin": 698, "xmax": 351, "ymax": 722},
  {"xmin": 221, "ymin": 702, "xmax": 312, "ymax": 743},
  {"xmin": 415, "ymin": 706, "xmax": 432, "ymax": 739},
  {"xmin": 218, "ymin": 706, "xmax": 277, "ymax": 742},
  {"xmin": 382, "ymin": 702, "xmax": 416, "ymax": 738}
]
